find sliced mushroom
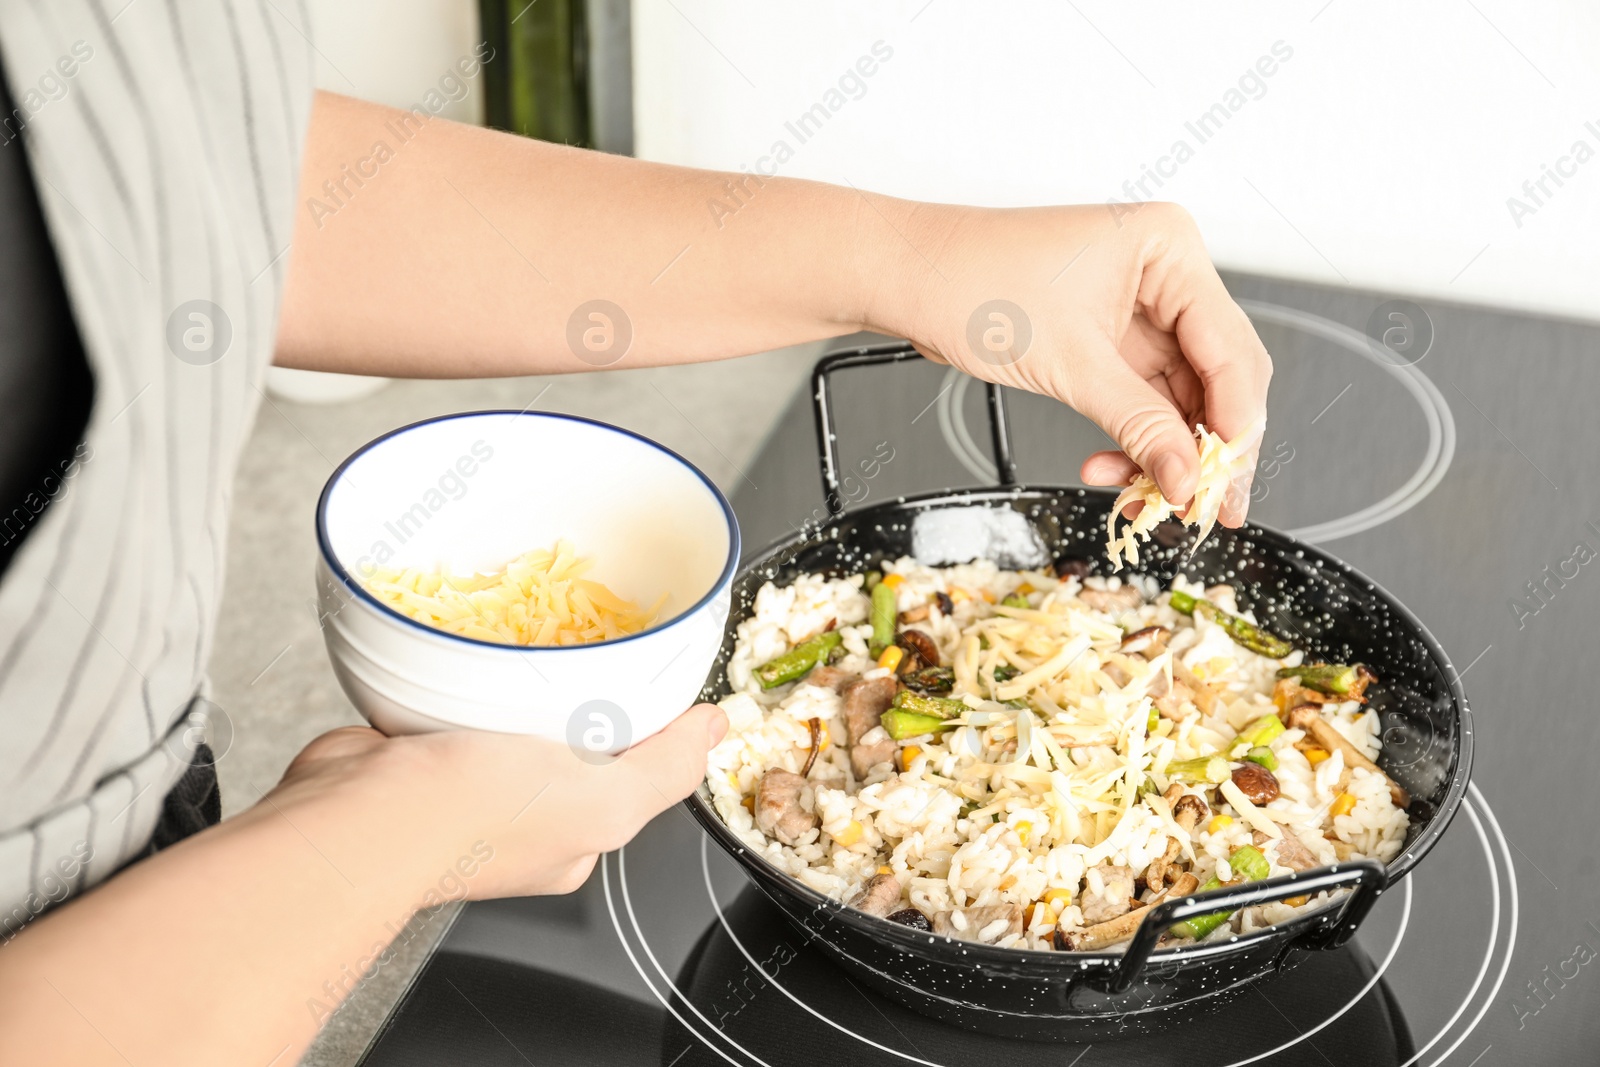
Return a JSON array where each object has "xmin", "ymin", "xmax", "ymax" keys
[
  {"xmin": 887, "ymin": 907, "xmax": 932, "ymax": 931},
  {"xmin": 1120, "ymin": 625, "xmax": 1170, "ymax": 657},
  {"xmin": 754, "ymin": 768, "xmax": 818, "ymax": 846},
  {"xmin": 1078, "ymin": 584, "xmax": 1144, "ymax": 615},
  {"xmin": 1052, "ymin": 556, "xmax": 1093, "ymax": 580},
  {"xmin": 934, "ymin": 904, "xmax": 1025, "ymax": 943},
  {"xmin": 1254, "ymin": 828, "xmax": 1320, "ymax": 872},
  {"xmin": 1230, "ymin": 763, "xmax": 1281, "ymax": 805},
  {"xmin": 898, "ymin": 603, "xmax": 931, "ymax": 624},
  {"xmin": 1056, "ymin": 872, "xmax": 1200, "ymax": 951},
  {"xmin": 1286, "ymin": 704, "xmax": 1409, "ymax": 808},
  {"xmin": 1080, "ymin": 864, "xmax": 1138, "ymax": 926},
  {"xmin": 896, "ymin": 628, "xmax": 940, "ymax": 669},
  {"xmin": 1147, "ymin": 794, "xmax": 1209, "ymax": 889},
  {"xmin": 934, "ymin": 591, "xmax": 955, "ymax": 617},
  {"xmin": 847, "ymin": 873, "xmax": 901, "ymax": 918}
]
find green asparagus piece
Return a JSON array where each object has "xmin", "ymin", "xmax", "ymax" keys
[
  {"xmin": 864, "ymin": 569, "xmax": 883, "ymax": 591},
  {"xmin": 1001, "ymin": 593, "xmax": 1029, "ymax": 609},
  {"xmin": 1147, "ymin": 704, "xmax": 1161, "ymax": 733},
  {"xmin": 1170, "ymin": 845, "xmax": 1271, "ymax": 940},
  {"xmin": 1168, "ymin": 590, "xmax": 1292, "ymax": 659},
  {"xmin": 891, "ymin": 689, "xmax": 966, "ymax": 720},
  {"xmin": 1164, "ymin": 755, "xmax": 1232, "ymax": 784},
  {"xmin": 880, "ymin": 709, "xmax": 957, "ymax": 740},
  {"xmin": 1230, "ymin": 713, "xmax": 1285, "ymax": 755},
  {"xmin": 902, "ymin": 666, "xmax": 955, "ymax": 694},
  {"xmin": 869, "ymin": 581, "xmax": 897, "ymax": 658},
  {"xmin": 993, "ymin": 664, "xmax": 1019, "ymax": 681},
  {"xmin": 1242, "ymin": 746, "xmax": 1279, "ymax": 771},
  {"xmin": 753, "ymin": 631, "xmax": 843, "ymax": 689},
  {"xmin": 1276, "ymin": 663, "xmax": 1361, "ymax": 695}
]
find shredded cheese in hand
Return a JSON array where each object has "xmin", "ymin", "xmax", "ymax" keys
[
  {"xmin": 1105, "ymin": 421, "xmax": 1263, "ymax": 570},
  {"xmin": 361, "ymin": 539, "xmax": 663, "ymax": 646}
]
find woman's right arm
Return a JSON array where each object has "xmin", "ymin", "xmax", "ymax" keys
[{"xmin": 0, "ymin": 705, "xmax": 725, "ymax": 1066}]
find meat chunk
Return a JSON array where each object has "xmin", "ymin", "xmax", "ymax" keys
[
  {"xmin": 934, "ymin": 904, "xmax": 1024, "ymax": 942},
  {"xmin": 847, "ymin": 873, "xmax": 902, "ymax": 918},
  {"xmin": 803, "ymin": 665, "xmax": 858, "ymax": 693},
  {"xmin": 1080, "ymin": 864, "xmax": 1137, "ymax": 926},
  {"xmin": 849, "ymin": 739, "xmax": 898, "ymax": 780},
  {"xmin": 754, "ymin": 768, "xmax": 818, "ymax": 846},
  {"xmin": 841, "ymin": 676, "xmax": 898, "ymax": 746},
  {"xmin": 1255, "ymin": 829, "xmax": 1320, "ymax": 872},
  {"xmin": 1077, "ymin": 583, "xmax": 1143, "ymax": 615}
]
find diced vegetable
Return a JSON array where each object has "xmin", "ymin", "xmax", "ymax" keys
[
  {"xmin": 1001, "ymin": 593, "xmax": 1029, "ymax": 609},
  {"xmin": 1242, "ymin": 746, "xmax": 1279, "ymax": 772},
  {"xmin": 877, "ymin": 645, "xmax": 904, "ymax": 672},
  {"xmin": 1330, "ymin": 792, "xmax": 1357, "ymax": 817},
  {"xmin": 891, "ymin": 689, "xmax": 966, "ymax": 720},
  {"xmin": 1207, "ymin": 814, "xmax": 1233, "ymax": 833},
  {"xmin": 1230, "ymin": 713, "xmax": 1285, "ymax": 755},
  {"xmin": 992, "ymin": 664, "xmax": 1019, "ymax": 682},
  {"xmin": 1147, "ymin": 704, "xmax": 1161, "ymax": 733},
  {"xmin": 881, "ymin": 574, "xmax": 905, "ymax": 590},
  {"xmin": 869, "ymin": 581, "xmax": 897, "ymax": 657},
  {"xmin": 753, "ymin": 631, "xmax": 843, "ymax": 689},
  {"xmin": 1277, "ymin": 662, "xmax": 1363, "ymax": 695},
  {"xmin": 1168, "ymin": 590, "xmax": 1293, "ymax": 659},
  {"xmin": 1164, "ymin": 755, "xmax": 1232, "ymax": 784},
  {"xmin": 1304, "ymin": 746, "xmax": 1331, "ymax": 766},
  {"xmin": 864, "ymin": 569, "xmax": 882, "ymax": 591},
  {"xmin": 880, "ymin": 709, "xmax": 956, "ymax": 740},
  {"xmin": 1170, "ymin": 845, "xmax": 1270, "ymax": 940},
  {"xmin": 1228, "ymin": 844, "xmax": 1270, "ymax": 882}
]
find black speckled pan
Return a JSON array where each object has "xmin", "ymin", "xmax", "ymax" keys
[{"xmin": 684, "ymin": 343, "xmax": 1472, "ymax": 1040}]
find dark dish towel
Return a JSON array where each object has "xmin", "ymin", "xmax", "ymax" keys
[{"xmin": 138, "ymin": 743, "xmax": 222, "ymax": 858}]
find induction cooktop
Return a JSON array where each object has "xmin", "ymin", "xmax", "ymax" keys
[{"xmin": 354, "ymin": 272, "xmax": 1598, "ymax": 1066}]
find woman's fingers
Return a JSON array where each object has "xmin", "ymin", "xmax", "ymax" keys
[
  {"xmin": 614, "ymin": 703, "xmax": 728, "ymax": 821},
  {"xmin": 1080, "ymin": 449, "xmax": 1139, "ymax": 487},
  {"xmin": 1070, "ymin": 345, "xmax": 1202, "ymax": 505}
]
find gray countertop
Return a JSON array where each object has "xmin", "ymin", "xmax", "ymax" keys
[{"xmin": 205, "ymin": 342, "xmax": 827, "ymax": 1066}]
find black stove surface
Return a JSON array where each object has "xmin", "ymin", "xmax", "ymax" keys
[{"xmin": 358, "ymin": 274, "xmax": 1599, "ymax": 1065}]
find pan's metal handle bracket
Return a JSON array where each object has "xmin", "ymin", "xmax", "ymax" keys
[
  {"xmin": 1101, "ymin": 859, "xmax": 1390, "ymax": 996},
  {"xmin": 812, "ymin": 342, "xmax": 1017, "ymax": 518}
]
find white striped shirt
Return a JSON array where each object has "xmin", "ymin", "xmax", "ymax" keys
[{"xmin": 0, "ymin": 0, "xmax": 313, "ymax": 928}]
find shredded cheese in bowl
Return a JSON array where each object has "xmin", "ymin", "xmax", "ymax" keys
[
  {"xmin": 1106, "ymin": 421, "xmax": 1263, "ymax": 570},
  {"xmin": 360, "ymin": 539, "xmax": 663, "ymax": 646}
]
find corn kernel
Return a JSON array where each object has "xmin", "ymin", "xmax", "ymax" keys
[
  {"xmin": 1304, "ymin": 747, "xmax": 1331, "ymax": 767},
  {"xmin": 1015, "ymin": 582, "xmax": 1036, "ymax": 596},
  {"xmin": 1015, "ymin": 820, "xmax": 1033, "ymax": 846},
  {"xmin": 881, "ymin": 573, "xmax": 905, "ymax": 590},
  {"xmin": 833, "ymin": 820, "xmax": 864, "ymax": 847},
  {"xmin": 877, "ymin": 645, "xmax": 905, "ymax": 672},
  {"xmin": 1207, "ymin": 814, "xmax": 1234, "ymax": 834},
  {"xmin": 740, "ymin": 795, "xmax": 755, "ymax": 813},
  {"xmin": 1043, "ymin": 887, "xmax": 1074, "ymax": 909},
  {"xmin": 978, "ymin": 588, "xmax": 996, "ymax": 603},
  {"xmin": 896, "ymin": 745, "xmax": 921, "ymax": 772},
  {"xmin": 1284, "ymin": 894, "xmax": 1310, "ymax": 907},
  {"xmin": 817, "ymin": 723, "xmax": 831, "ymax": 752},
  {"xmin": 948, "ymin": 587, "xmax": 970, "ymax": 603},
  {"xmin": 1330, "ymin": 792, "xmax": 1357, "ymax": 818},
  {"xmin": 877, "ymin": 865, "xmax": 893, "ymax": 876}
]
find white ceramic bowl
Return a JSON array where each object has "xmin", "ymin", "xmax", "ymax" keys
[{"xmin": 314, "ymin": 411, "xmax": 739, "ymax": 752}]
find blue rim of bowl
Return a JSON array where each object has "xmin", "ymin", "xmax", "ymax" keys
[{"xmin": 315, "ymin": 409, "xmax": 741, "ymax": 652}]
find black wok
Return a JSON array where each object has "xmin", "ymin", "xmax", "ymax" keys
[{"xmin": 685, "ymin": 342, "xmax": 1471, "ymax": 1040}]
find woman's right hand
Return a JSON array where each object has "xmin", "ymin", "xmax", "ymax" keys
[{"xmin": 260, "ymin": 703, "xmax": 729, "ymax": 900}]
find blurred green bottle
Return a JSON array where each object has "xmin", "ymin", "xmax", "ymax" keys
[{"xmin": 480, "ymin": 0, "xmax": 591, "ymax": 146}]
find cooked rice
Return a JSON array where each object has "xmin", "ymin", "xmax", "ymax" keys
[{"xmin": 707, "ymin": 559, "xmax": 1408, "ymax": 952}]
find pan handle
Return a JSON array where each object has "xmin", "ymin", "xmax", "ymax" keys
[
  {"xmin": 812, "ymin": 341, "xmax": 1018, "ymax": 517},
  {"xmin": 1102, "ymin": 859, "xmax": 1389, "ymax": 996}
]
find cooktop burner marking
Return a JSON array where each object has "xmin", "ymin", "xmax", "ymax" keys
[
  {"xmin": 612, "ymin": 798, "xmax": 1510, "ymax": 1065},
  {"xmin": 934, "ymin": 301, "xmax": 1456, "ymax": 545}
]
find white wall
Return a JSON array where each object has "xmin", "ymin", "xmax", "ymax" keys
[
  {"xmin": 303, "ymin": 0, "xmax": 484, "ymax": 125},
  {"xmin": 633, "ymin": 2, "xmax": 1600, "ymax": 323}
]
